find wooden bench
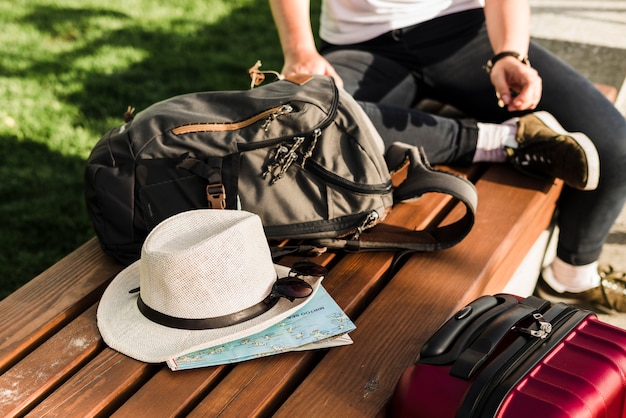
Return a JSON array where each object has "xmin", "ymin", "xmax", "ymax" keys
[
  {"xmin": 0, "ymin": 162, "xmax": 562, "ymax": 417},
  {"xmin": 0, "ymin": 83, "xmax": 615, "ymax": 417}
]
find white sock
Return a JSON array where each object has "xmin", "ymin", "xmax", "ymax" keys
[
  {"xmin": 473, "ymin": 121, "xmax": 518, "ymax": 163},
  {"xmin": 543, "ymin": 257, "xmax": 601, "ymax": 293}
]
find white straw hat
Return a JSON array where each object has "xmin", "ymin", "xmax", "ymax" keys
[{"xmin": 97, "ymin": 209, "xmax": 322, "ymax": 363}]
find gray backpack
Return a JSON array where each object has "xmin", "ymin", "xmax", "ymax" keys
[{"xmin": 85, "ymin": 74, "xmax": 477, "ymax": 265}]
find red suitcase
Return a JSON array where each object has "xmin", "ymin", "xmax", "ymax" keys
[{"xmin": 391, "ymin": 294, "xmax": 626, "ymax": 417}]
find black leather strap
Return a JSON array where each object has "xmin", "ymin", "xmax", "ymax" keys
[
  {"xmin": 313, "ymin": 146, "xmax": 478, "ymax": 252},
  {"xmin": 136, "ymin": 293, "xmax": 278, "ymax": 330},
  {"xmin": 483, "ymin": 51, "xmax": 530, "ymax": 74}
]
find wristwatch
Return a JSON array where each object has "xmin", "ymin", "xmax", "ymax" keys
[{"xmin": 483, "ymin": 51, "xmax": 530, "ymax": 74}]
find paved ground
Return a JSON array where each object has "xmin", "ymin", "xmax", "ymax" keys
[{"xmin": 505, "ymin": 0, "xmax": 626, "ymax": 326}]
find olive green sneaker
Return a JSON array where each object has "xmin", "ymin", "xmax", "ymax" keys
[
  {"xmin": 505, "ymin": 111, "xmax": 600, "ymax": 191},
  {"xmin": 535, "ymin": 266, "xmax": 626, "ymax": 314}
]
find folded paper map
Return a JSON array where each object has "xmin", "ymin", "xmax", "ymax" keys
[{"xmin": 167, "ymin": 285, "xmax": 355, "ymax": 370}]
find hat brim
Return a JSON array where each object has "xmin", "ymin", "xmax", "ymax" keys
[{"xmin": 97, "ymin": 263, "xmax": 321, "ymax": 363}]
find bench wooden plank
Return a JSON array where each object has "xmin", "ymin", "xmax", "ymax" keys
[
  {"xmin": 0, "ymin": 162, "xmax": 562, "ymax": 417},
  {"xmin": 0, "ymin": 304, "xmax": 102, "ymax": 417},
  {"xmin": 273, "ymin": 165, "xmax": 561, "ymax": 417},
  {"xmin": 110, "ymin": 365, "xmax": 230, "ymax": 417},
  {"xmin": 0, "ymin": 238, "xmax": 122, "ymax": 373},
  {"xmin": 187, "ymin": 352, "xmax": 322, "ymax": 417},
  {"xmin": 480, "ymin": 177, "xmax": 562, "ymax": 295},
  {"xmin": 24, "ymin": 349, "xmax": 158, "ymax": 417}
]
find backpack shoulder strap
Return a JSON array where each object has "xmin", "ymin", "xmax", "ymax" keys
[{"xmin": 315, "ymin": 145, "xmax": 477, "ymax": 252}]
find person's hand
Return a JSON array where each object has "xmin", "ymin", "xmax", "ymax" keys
[
  {"xmin": 282, "ymin": 50, "xmax": 344, "ymax": 88},
  {"xmin": 489, "ymin": 57, "xmax": 542, "ymax": 111}
]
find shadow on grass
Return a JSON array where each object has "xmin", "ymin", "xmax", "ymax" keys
[
  {"xmin": 2, "ymin": 0, "xmax": 304, "ymax": 299},
  {"xmin": 0, "ymin": 135, "xmax": 93, "ymax": 300}
]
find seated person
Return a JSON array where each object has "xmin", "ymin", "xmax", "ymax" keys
[{"xmin": 269, "ymin": 0, "xmax": 626, "ymax": 314}]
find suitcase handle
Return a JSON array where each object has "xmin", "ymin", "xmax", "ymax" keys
[
  {"xmin": 459, "ymin": 304, "xmax": 584, "ymax": 418},
  {"xmin": 450, "ymin": 296, "xmax": 550, "ymax": 379},
  {"xmin": 420, "ymin": 294, "xmax": 521, "ymax": 364},
  {"xmin": 419, "ymin": 295, "xmax": 499, "ymax": 358}
]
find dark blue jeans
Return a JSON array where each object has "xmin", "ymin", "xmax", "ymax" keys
[{"xmin": 320, "ymin": 9, "xmax": 626, "ymax": 266}]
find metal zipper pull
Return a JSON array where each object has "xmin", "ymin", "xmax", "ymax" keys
[
  {"xmin": 353, "ymin": 211, "xmax": 380, "ymax": 240},
  {"xmin": 262, "ymin": 104, "xmax": 293, "ymax": 131},
  {"xmin": 270, "ymin": 136, "xmax": 304, "ymax": 184},
  {"xmin": 262, "ymin": 144, "xmax": 289, "ymax": 179},
  {"xmin": 301, "ymin": 128, "xmax": 321, "ymax": 167},
  {"xmin": 262, "ymin": 136, "xmax": 305, "ymax": 184}
]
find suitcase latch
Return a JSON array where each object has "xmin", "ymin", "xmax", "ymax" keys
[{"xmin": 513, "ymin": 313, "xmax": 552, "ymax": 339}]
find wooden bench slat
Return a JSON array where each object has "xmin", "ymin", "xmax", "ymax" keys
[
  {"xmin": 273, "ymin": 165, "xmax": 561, "ymax": 416},
  {"xmin": 187, "ymin": 351, "xmax": 321, "ymax": 417},
  {"xmin": 0, "ymin": 238, "xmax": 122, "ymax": 373},
  {"xmin": 480, "ymin": 178, "xmax": 562, "ymax": 295},
  {"xmin": 24, "ymin": 349, "xmax": 157, "ymax": 418},
  {"xmin": 0, "ymin": 161, "xmax": 564, "ymax": 417},
  {"xmin": 0, "ymin": 304, "xmax": 102, "ymax": 417},
  {"xmin": 111, "ymin": 365, "xmax": 230, "ymax": 417}
]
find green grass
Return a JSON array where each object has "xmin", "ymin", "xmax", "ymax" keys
[{"xmin": 0, "ymin": 0, "xmax": 320, "ymax": 300}]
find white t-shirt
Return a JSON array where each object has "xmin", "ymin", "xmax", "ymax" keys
[{"xmin": 320, "ymin": 0, "xmax": 485, "ymax": 44}]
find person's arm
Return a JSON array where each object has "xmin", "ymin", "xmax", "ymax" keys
[
  {"xmin": 269, "ymin": 0, "xmax": 343, "ymax": 85},
  {"xmin": 483, "ymin": 0, "xmax": 542, "ymax": 111}
]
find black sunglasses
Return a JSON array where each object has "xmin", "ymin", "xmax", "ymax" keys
[{"xmin": 269, "ymin": 260, "xmax": 328, "ymax": 302}]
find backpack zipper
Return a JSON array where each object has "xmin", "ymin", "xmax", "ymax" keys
[
  {"xmin": 171, "ymin": 104, "xmax": 294, "ymax": 135},
  {"xmin": 264, "ymin": 211, "xmax": 380, "ymax": 239},
  {"xmin": 303, "ymin": 159, "xmax": 392, "ymax": 195}
]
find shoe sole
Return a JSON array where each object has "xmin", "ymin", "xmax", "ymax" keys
[{"xmin": 533, "ymin": 111, "xmax": 600, "ymax": 191}]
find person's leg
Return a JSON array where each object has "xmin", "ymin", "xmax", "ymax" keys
[
  {"xmin": 323, "ymin": 9, "xmax": 626, "ymax": 312},
  {"xmin": 528, "ymin": 43, "xmax": 626, "ymax": 266},
  {"xmin": 397, "ymin": 11, "xmax": 626, "ymax": 312},
  {"xmin": 321, "ymin": 14, "xmax": 608, "ymax": 189},
  {"xmin": 417, "ymin": 20, "xmax": 626, "ymax": 270},
  {"xmin": 321, "ymin": 27, "xmax": 608, "ymax": 189},
  {"xmin": 526, "ymin": 44, "xmax": 626, "ymax": 313},
  {"xmin": 321, "ymin": 48, "xmax": 479, "ymax": 165}
]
